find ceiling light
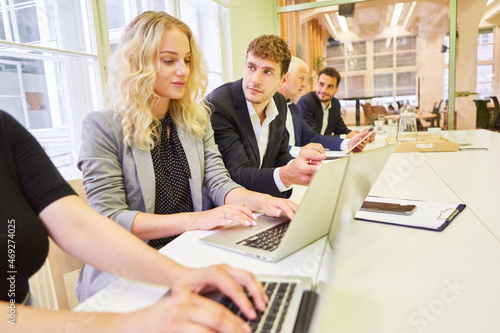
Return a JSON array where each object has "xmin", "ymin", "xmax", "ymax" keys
[
  {"xmin": 325, "ymin": 13, "xmax": 338, "ymax": 37},
  {"xmin": 385, "ymin": 37, "xmax": 392, "ymax": 49},
  {"xmin": 391, "ymin": 3, "xmax": 404, "ymax": 27},
  {"xmin": 487, "ymin": 0, "xmax": 494, "ymax": 5},
  {"xmin": 337, "ymin": 13, "xmax": 349, "ymax": 32},
  {"xmin": 403, "ymin": 1, "xmax": 417, "ymax": 29},
  {"xmin": 346, "ymin": 41, "xmax": 353, "ymax": 52}
]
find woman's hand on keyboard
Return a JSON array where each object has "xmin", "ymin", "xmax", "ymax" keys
[
  {"xmin": 126, "ymin": 290, "xmax": 252, "ymax": 333},
  {"xmin": 255, "ymin": 195, "xmax": 298, "ymax": 220},
  {"xmin": 169, "ymin": 264, "xmax": 269, "ymax": 320},
  {"xmin": 190, "ymin": 204, "xmax": 258, "ymax": 229}
]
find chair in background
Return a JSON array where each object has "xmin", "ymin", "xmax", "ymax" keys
[
  {"xmin": 361, "ymin": 103, "xmax": 387, "ymax": 125},
  {"xmin": 387, "ymin": 104, "xmax": 397, "ymax": 114},
  {"xmin": 440, "ymin": 100, "xmax": 449, "ymax": 129},
  {"xmin": 474, "ymin": 99, "xmax": 492, "ymax": 129},
  {"xmin": 493, "ymin": 114, "xmax": 500, "ymax": 132},
  {"xmin": 489, "ymin": 96, "xmax": 499, "ymax": 130},
  {"xmin": 372, "ymin": 105, "xmax": 387, "ymax": 119},
  {"xmin": 29, "ymin": 179, "xmax": 85, "ymax": 310},
  {"xmin": 427, "ymin": 100, "xmax": 443, "ymax": 128},
  {"xmin": 492, "ymin": 97, "xmax": 500, "ymax": 132},
  {"xmin": 361, "ymin": 103, "xmax": 374, "ymax": 125}
]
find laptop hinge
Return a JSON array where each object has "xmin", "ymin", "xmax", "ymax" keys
[{"xmin": 292, "ymin": 290, "xmax": 318, "ymax": 333}]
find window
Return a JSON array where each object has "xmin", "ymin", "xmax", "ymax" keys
[
  {"xmin": 106, "ymin": 0, "xmax": 230, "ymax": 94},
  {"xmin": 179, "ymin": 0, "xmax": 229, "ymax": 93},
  {"xmin": 1, "ymin": 0, "xmax": 232, "ymax": 178},
  {"xmin": 346, "ymin": 41, "xmax": 366, "ymax": 71},
  {"xmin": 325, "ymin": 40, "xmax": 367, "ymax": 99},
  {"xmin": 0, "ymin": 0, "xmax": 102, "ymax": 178},
  {"xmin": 476, "ymin": 28, "xmax": 494, "ymax": 99},
  {"xmin": 326, "ymin": 43, "xmax": 345, "ymax": 73},
  {"xmin": 374, "ymin": 73, "xmax": 393, "ymax": 97},
  {"xmin": 396, "ymin": 36, "xmax": 416, "ymax": 67},
  {"xmin": 326, "ymin": 36, "xmax": 417, "ymax": 111},
  {"xmin": 373, "ymin": 36, "xmax": 417, "ymax": 106}
]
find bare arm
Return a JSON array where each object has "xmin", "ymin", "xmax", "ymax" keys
[
  {"xmin": 1, "ymin": 292, "xmax": 252, "ymax": 333},
  {"xmin": 40, "ymin": 195, "xmax": 180, "ymax": 286},
  {"xmin": 39, "ymin": 195, "xmax": 268, "ymax": 318}
]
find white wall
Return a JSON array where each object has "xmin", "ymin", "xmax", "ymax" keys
[{"xmin": 228, "ymin": 0, "xmax": 278, "ymax": 80}]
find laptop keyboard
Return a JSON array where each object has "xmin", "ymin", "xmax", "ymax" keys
[
  {"xmin": 236, "ymin": 221, "xmax": 290, "ymax": 252},
  {"xmin": 220, "ymin": 281, "xmax": 297, "ymax": 333}
]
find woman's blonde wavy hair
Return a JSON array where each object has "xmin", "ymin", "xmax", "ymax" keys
[{"xmin": 107, "ymin": 11, "xmax": 210, "ymax": 149}]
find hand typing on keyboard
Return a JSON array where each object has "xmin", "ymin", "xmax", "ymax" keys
[
  {"xmin": 169, "ymin": 264, "xmax": 269, "ymax": 321},
  {"xmin": 220, "ymin": 281, "xmax": 297, "ymax": 332}
]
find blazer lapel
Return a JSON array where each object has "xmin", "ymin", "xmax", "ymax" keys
[
  {"xmin": 313, "ymin": 94, "xmax": 324, "ymax": 133},
  {"xmin": 232, "ymin": 79, "xmax": 261, "ymax": 165},
  {"xmin": 177, "ymin": 125, "xmax": 202, "ymax": 212},
  {"xmin": 327, "ymin": 103, "xmax": 336, "ymax": 135},
  {"xmin": 130, "ymin": 145, "xmax": 156, "ymax": 213},
  {"xmin": 290, "ymin": 102, "xmax": 302, "ymax": 144}
]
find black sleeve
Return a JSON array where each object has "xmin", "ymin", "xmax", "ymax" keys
[
  {"xmin": 0, "ymin": 111, "xmax": 75, "ymax": 214},
  {"xmin": 270, "ymin": 94, "xmax": 295, "ymax": 169},
  {"xmin": 208, "ymin": 91, "xmax": 290, "ymax": 198},
  {"xmin": 331, "ymin": 99, "xmax": 351, "ymax": 135},
  {"xmin": 297, "ymin": 94, "xmax": 321, "ymax": 134},
  {"xmin": 300, "ymin": 120, "xmax": 343, "ymax": 151}
]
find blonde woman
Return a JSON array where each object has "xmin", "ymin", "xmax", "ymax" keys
[{"xmin": 77, "ymin": 11, "xmax": 297, "ymax": 301}]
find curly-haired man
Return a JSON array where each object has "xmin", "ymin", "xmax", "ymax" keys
[{"xmin": 207, "ymin": 35, "xmax": 326, "ymax": 198}]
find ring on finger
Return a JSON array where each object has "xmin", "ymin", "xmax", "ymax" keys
[{"xmin": 223, "ymin": 211, "xmax": 227, "ymax": 219}]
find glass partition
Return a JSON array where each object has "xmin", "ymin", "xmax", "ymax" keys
[{"xmin": 278, "ymin": 0, "xmax": 451, "ymax": 128}]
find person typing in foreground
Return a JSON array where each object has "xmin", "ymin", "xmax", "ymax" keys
[{"xmin": 0, "ymin": 109, "xmax": 266, "ymax": 333}]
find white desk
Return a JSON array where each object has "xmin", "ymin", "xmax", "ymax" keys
[
  {"xmin": 76, "ymin": 130, "xmax": 500, "ymax": 332},
  {"xmin": 310, "ymin": 129, "xmax": 500, "ymax": 332}
]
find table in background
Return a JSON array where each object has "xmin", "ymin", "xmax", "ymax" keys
[
  {"xmin": 385, "ymin": 112, "xmax": 438, "ymax": 130},
  {"xmin": 339, "ymin": 96, "xmax": 380, "ymax": 126}
]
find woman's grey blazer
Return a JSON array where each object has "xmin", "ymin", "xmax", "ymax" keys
[{"xmin": 76, "ymin": 110, "xmax": 241, "ymax": 301}]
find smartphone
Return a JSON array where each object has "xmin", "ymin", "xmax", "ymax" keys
[
  {"xmin": 360, "ymin": 201, "xmax": 417, "ymax": 215},
  {"xmin": 345, "ymin": 127, "xmax": 376, "ymax": 153}
]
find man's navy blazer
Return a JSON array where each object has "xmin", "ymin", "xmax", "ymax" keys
[
  {"xmin": 207, "ymin": 79, "xmax": 292, "ymax": 198},
  {"xmin": 287, "ymin": 102, "xmax": 343, "ymax": 151},
  {"xmin": 297, "ymin": 91, "xmax": 351, "ymax": 137}
]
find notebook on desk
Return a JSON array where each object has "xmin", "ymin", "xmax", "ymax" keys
[
  {"xmin": 201, "ymin": 144, "xmax": 396, "ymax": 264},
  {"xmin": 213, "ymin": 144, "xmax": 396, "ymax": 333}
]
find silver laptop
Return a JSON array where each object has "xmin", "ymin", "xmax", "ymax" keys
[
  {"xmin": 213, "ymin": 144, "xmax": 396, "ymax": 333},
  {"xmin": 327, "ymin": 143, "xmax": 397, "ymax": 247},
  {"xmin": 200, "ymin": 156, "xmax": 350, "ymax": 262},
  {"xmin": 308, "ymin": 143, "xmax": 397, "ymax": 332},
  {"xmin": 202, "ymin": 143, "xmax": 395, "ymax": 264}
]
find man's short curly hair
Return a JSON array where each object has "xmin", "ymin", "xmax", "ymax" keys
[
  {"xmin": 318, "ymin": 67, "xmax": 342, "ymax": 87},
  {"xmin": 246, "ymin": 35, "xmax": 292, "ymax": 76}
]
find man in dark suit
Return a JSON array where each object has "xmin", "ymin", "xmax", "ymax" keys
[
  {"xmin": 207, "ymin": 35, "xmax": 325, "ymax": 198},
  {"xmin": 298, "ymin": 67, "xmax": 368, "ymax": 140},
  {"xmin": 278, "ymin": 57, "xmax": 371, "ymax": 156}
]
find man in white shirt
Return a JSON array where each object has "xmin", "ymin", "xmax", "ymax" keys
[
  {"xmin": 207, "ymin": 35, "xmax": 325, "ymax": 198},
  {"xmin": 279, "ymin": 57, "xmax": 371, "ymax": 157}
]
